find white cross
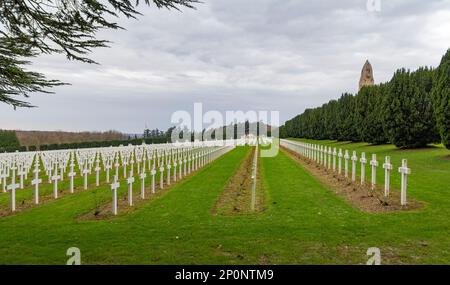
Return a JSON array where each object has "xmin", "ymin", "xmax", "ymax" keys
[
  {"xmin": 398, "ymin": 159, "xmax": 411, "ymax": 206},
  {"xmin": 141, "ymin": 159, "xmax": 146, "ymax": 175},
  {"xmin": 95, "ymin": 166, "xmax": 101, "ymax": 187},
  {"xmin": 130, "ymin": 159, "xmax": 135, "ymax": 176},
  {"xmin": 173, "ymin": 161, "xmax": 177, "ymax": 182},
  {"xmin": 127, "ymin": 175, "xmax": 135, "ymax": 206},
  {"xmin": 105, "ymin": 163, "xmax": 112, "ymax": 183},
  {"xmin": 68, "ymin": 157, "xmax": 76, "ymax": 193},
  {"xmin": 332, "ymin": 148, "xmax": 337, "ymax": 172},
  {"xmin": 114, "ymin": 161, "xmax": 120, "ymax": 179},
  {"xmin": 188, "ymin": 157, "xmax": 191, "ymax": 174},
  {"xmin": 52, "ymin": 172, "xmax": 61, "ymax": 199},
  {"xmin": 351, "ymin": 151, "xmax": 358, "ymax": 182},
  {"xmin": 83, "ymin": 167, "xmax": 89, "ymax": 190},
  {"xmin": 327, "ymin": 147, "xmax": 332, "ymax": 170},
  {"xmin": 32, "ymin": 164, "xmax": 42, "ymax": 205},
  {"xmin": 140, "ymin": 172, "xmax": 147, "ymax": 199},
  {"xmin": 123, "ymin": 160, "xmax": 128, "ymax": 179},
  {"xmin": 1, "ymin": 168, "xmax": 8, "ymax": 193},
  {"xmin": 18, "ymin": 166, "xmax": 26, "ymax": 189},
  {"xmin": 151, "ymin": 169, "xmax": 156, "ymax": 194},
  {"xmin": 360, "ymin": 152, "xmax": 367, "ymax": 185},
  {"xmin": 382, "ymin": 156, "xmax": 393, "ymax": 197},
  {"xmin": 166, "ymin": 163, "xmax": 171, "ymax": 186},
  {"xmin": 48, "ymin": 165, "xmax": 52, "ymax": 183},
  {"xmin": 321, "ymin": 146, "xmax": 325, "ymax": 167},
  {"xmin": 7, "ymin": 179, "xmax": 20, "ymax": 212},
  {"xmin": 338, "ymin": 149, "xmax": 343, "ymax": 175},
  {"xmin": 111, "ymin": 180, "xmax": 120, "ymax": 215},
  {"xmin": 370, "ymin": 154, "xmax": 379, "ymax": 189},
  {"xmin": 318, "ymin": 146, "xmax": 324, "ymax": 167},
  {"xmin": 159, "ymin": 166, "xmax": 165, "ymax": 189},
  {"xmin": 60, "ymin": 164, "xmax": 65, "ymax": 181},
  {"xmin": 7, "ymin": 164, "xmax": 19, "ymax": 211}
]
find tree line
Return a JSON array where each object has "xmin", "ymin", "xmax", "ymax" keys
[
  {"xmin": 280, "ymin": 49, "xmax": 450, "ymax": 149},
  {"xmin": 0, "ymin": 129, "xmax": 168, "ymax": 153}
]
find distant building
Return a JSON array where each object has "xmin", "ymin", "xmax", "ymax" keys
[{"xmin": 359, "ymin": 60, "xmax": 375, "ymax": 90}]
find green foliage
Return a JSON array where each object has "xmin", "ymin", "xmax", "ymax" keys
[
  {"xmin": 283, "ymin": 95, "xmax": 359, "ymax": 142},
  {"xmin": 432, "ymin": 49, "xmax": 450, "ymax": 149},
  {"xmin": 0, "ymin": 130, "xmax": 21, "ymax": 152},
  {"xmin": 382, "ymin": 68, "xmax": 439, "ymax": 148},
  {"xmin": 0, "ymin": 0, "xmax": 198, "ymax": 107},
  {"xmin": 336, "ymin": 93, "xmax": 359, "ymax": 141},
  {"xmin": 355, "ymin": 85, "xmax": 388, "ymax": 144}
]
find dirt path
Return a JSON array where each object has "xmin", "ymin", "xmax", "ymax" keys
[{"xmin": 212, "ymin": 147, "xmax": 265, "ymax": 215}]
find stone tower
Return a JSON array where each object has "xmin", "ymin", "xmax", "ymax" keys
[{"xmin": 359, "ymin": 60, "xmax": 375, "ymax": 90}]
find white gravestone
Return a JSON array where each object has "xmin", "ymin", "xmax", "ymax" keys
[
  {"xmin": 398, "ymin": 159, "xmax": 411, "ymax": 206},
  {"xmin": 360, "ymin": 152, "xmax": 367, "ymax": 185},
  {"xmin": 332, "ymin": 148, "xmax": 337, "ymax": 172},
  {"xmin": 338, "ymin": 149, "xmax": 343, "ymax": 175},
  {"xmin": 151, "ymin": 168, "xmax": 156, "ymax": 194},
  {"xmin": 51, "ymin": 170, "xmax": 61, "ymax": 199},
  {"xmin": 18, "ymin": 166, "xmax": 25, "ymax": 189},
  {"xmin": 114, "ymin": 159, "xmax": 120, "ymax": 181},
  {"xmin": 111, "ymin": 179, "xmax": 120, "ymax": 216},
  {"xmin": 83, "ymin": 166, "xmax": 89, "ymax": 191},
  {"xmin": 179, "ymin": 159, "xmax": 183, "ymax": 180},
  {"xmin": 31, "ymin": 161, "xmax": 42, "ymax": 205},
  {"xmin": 95, "ymin": 159, "xmax": 101, "ymax": 187},
  {"xmin": 173, "ymin": 161, "xmax": 177, "ymax": 183},
  {"xmin": 127, "ymin": 172, "xmax": 135, "ymax": 206},
  {"xmin": 130, "ymin": 159, "xmax": 135, "ymax": 176},
  {"xmin": 320, "ymin": 146, "xmax": 324, "ymax": 167},
  {"xmin": 68, "ymin": 160, "xmax": 76, "ymax": 194},
  {"xmin": 123, "ymin": 159, "xmax": 128, "ymax": 179},
  {"xmin": 159, "ymin": 166, "xmax": 164, "ymax": 189},
  {"xmin": 48, "ymin": 165, "xmax": 52, "ymax": 183},
  {"xmin": 167, "ymin": 162, "xmax": 171, "ymax": 186},
  {"xmin": 382, "ymin": 156, "xmax": 393, "ymax": 197},
  {"xmin": 351, "ymin": 151, "xmax": 358, "ymax": 182},
  {"xmin": 327, "ymin": 147, "xmax": 332, "ymax": 170},
  {"xmin": 140, "ymin": 171, "xmax": 147, "ymax": 200},
  {"xmin": 370, "ymin": 154, "xmax": 379, "ymax": 190},
  {"xmin": 105, "ymin": 163, "xmax": 111, "ymax": 183},
  {"xmin": 1, "ymin": 168, "xmax": 7, "ymax": 193},
  {"xmin": 188, "ymin": 155, "xmax": 191, "ymax": 174},
  {"xmin": 59, "ymin": 163, "xmax": 65, "ymax": 181},
  {"xmin": 7, "ymin": 165, "xmax": 20, "ymax": 212}
]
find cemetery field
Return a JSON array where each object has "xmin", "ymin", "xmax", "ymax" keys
[{"xmin": 1, "ymin": 143, "xmax": 450, "ymax": 264}]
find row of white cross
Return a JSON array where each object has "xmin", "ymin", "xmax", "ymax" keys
[
  {"xmin": 280, "ymin": 140, "xmax": 412, "ymax": 206},
  {"xmin": 109, "ymin": 145, "xmax": 236, "ymax": 215},
  {"xmin": 0, "ymin": 140, "xmax": 239, "ymax": 213}
]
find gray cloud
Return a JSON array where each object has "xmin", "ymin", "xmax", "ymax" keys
[{"xmin": 1, "ymin": 0, "xmax": 449, "ymax": 133}]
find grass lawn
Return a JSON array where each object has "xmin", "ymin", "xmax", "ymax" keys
[{"xmin": 0, "ymin": 142, "xmax": 450, "ymax": 264}]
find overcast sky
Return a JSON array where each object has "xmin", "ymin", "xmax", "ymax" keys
[{"xmin": 1, "ymin": 0, "xmax": 449, "ymax": 133}]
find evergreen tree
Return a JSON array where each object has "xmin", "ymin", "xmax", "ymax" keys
[
  {"xmin": 355, "ymin": 85, "xmax": 388, "ymax": 144},
  {"xmin": 432, "ymin": 49, "xmax": 450, "ymax": 148},
  {"xmin": 323, "ymin": 100, "xmax": 339, "ymax": 140},
  {"xmin": 382, "ymin": 68, "xmax": 438, "ymax": 148},
  {"xmin": 336, "ymin": 93, "xmax": 359, "ymax": 141},
  {"xmin": 0, "ymin": 0, "xmax": 198, "ymax": 108}
]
